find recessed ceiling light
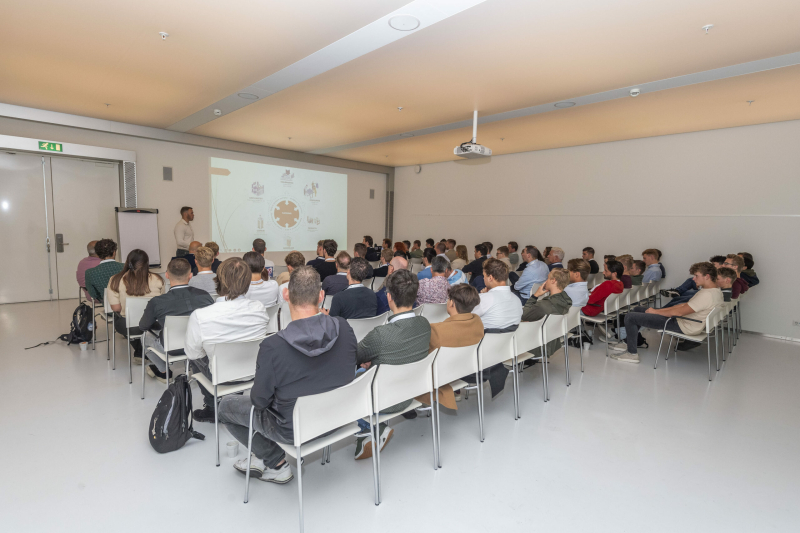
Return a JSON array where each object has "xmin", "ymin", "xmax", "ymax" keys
[
  {"xmin": 702, "ymin": 24, "xmax": 713, "ymax": 34},
  {"xmin": 159, "ymin": 32, "xmax": 169, "ymax": 40},
  {"xmin": 237, "ymin": 93, "xmax": 259, "ymax": 100},
  {"xmin": 389, "ymin": 15, "xmax": 420, "ymax": 31},
  {"xmin": 554, "ymin": 102, "xmax": 575, "ymax": 108},
  {"xmin": 400, "ymin": 133, "xmax": 414, "ymax": 138},
  {"xmin": 397, "ymin": 107, "xmax": 404, "ymax": 111}
]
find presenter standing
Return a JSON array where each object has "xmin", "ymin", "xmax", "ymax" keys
[{"xmin": 174, "ymin": 206, "xmax": 194, "ymax": 257}]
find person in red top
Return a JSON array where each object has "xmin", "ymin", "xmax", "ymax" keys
[
  {"xmin": 582, "ymin": 260, "xmax": 624, "ymax": 317},
  {"xmin": 724, "ymin": 254, "xmax": 749, "ymax": 298}
]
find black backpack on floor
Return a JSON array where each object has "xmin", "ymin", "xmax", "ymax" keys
[
  {"xmin": 149, "ymin": 374, "xmax": 205, "ymax": 453},
  {"xmin": 59, "ymin": 302, "xmax": 94, "ymax": 345}
]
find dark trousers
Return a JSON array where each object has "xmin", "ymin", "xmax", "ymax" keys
[
  {"xmin": 190, "ymin": 357, "xmax": 244, "ymax": 409},
  {"xmin": 218, "ymin": 396, "xmax": 290, "ymax": 468},
  {"xmin": 113, "ymin": 313, "xmax": 142, "ymax": 357},
  {"xmin": 176, "ymin": 249, "xmax": 188, "ymax": 257},
  {"xmin": 624, "ymin": 306, "xmax": 682, "ymax": 354}
]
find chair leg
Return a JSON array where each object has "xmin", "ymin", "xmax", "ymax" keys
[
  {"xmin": 578, "ymin": 322, "xmax": 584, "ymax": 372},
  {"xmin": 564, "ymin": 333, "xmax": 570, "ymax": 386},
  {"xmin": 435, "ymin": 392, "xmax": 442, "ymax": 468},
  {"xmin": 707, "ymin": 338, "xmax": 712, "ymax": 382},
  {"xmin": 127, "ymin": 327, "xmax": 132, "ymax": 385},
  {"xmin": 512, "ymin": 356, "xmax": 519, "ymax": 420},
  {"xmin": 654, "ymin": 330, "xmax": 667, "ymax": 369},
  {"xmin": 715, "ymin": 328, "xmax": 720, "ymax": 371},
  {"xmin": 296, "ymin": 444, "xmax": 304, "ymax": 533},
  {"xmin": 375, "ymin": 414, "xmax": 382, "ymax": 504},
  {"xmin": 92, "ymin": 304, "xmax": 96, "ymax": 351},
  {"xmin": 141, "ymin": 349, "xmax": 146, "ymax": 400},
  {"xmin": 105, "ymin": 316, "xmax": 110, "ymax": 361},
  {"xmin": 477, "ymin": 370, "xmax": 485, "ymax": 442},
  {"xmin": 604, "ymin": 318, "xmax": 609, "ymax": 358},
  {"xmin": 244, "ymin": 405, "xmax": 255, "ymax": 503},
  {"xmin": 112, "ymin": 325, "xmax": 116, "ymax": 370},
  {"xmin": 429, "ymin": 390, "xmax": 437, "ymax": 470},
  {"xmin": 370, "ymin": 413, "xmax": 379, "ymax": 506},
  {"xmin": 215, "ymin": 386, "xmax": 220, "ymax": 467},
  {"xmin": 666, "ymin": 337, "xmax": 674, "ymax": 360},
  {"xmin": 543, "ymin": 343, "xmax": 550, "ymax": 402}
]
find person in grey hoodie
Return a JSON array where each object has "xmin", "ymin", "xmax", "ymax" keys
[{"xmin": 218, "ymin": 266, "xmax": 357, "ymax": 484}]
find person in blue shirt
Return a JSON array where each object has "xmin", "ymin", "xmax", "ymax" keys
[
  {"xmin": 416, "ymin": 248, "xmax": 436, "ymax": 281},
  {"xmin": 514, "ymin": 245, "xmax": 549, "ymax": 302},
  {"xmin": 642, "ymin": 249, "xmax": 663, "ymax": 284}
]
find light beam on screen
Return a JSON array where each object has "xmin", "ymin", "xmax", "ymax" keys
[{"xmin": 209, "ymin": 158, "xmax": 347, "ymax": 254}]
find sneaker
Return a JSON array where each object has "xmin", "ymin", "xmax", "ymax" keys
[
  {"xmin": 145, "ymin": 365, "xmax": 173, "ymax": 384},
  {"xmin": 414, "ymin": 407, "xmax": 432, "ymax": 418},
  {"xmin": 610, "ymin": 351, "xmax": 640, "ymax": 364},
  {"xmin": 260, "ymin": 461, "xmax": 293, "ymax": 484},
  {"xmin": 402, "ymin": 409, "xmax": 418, "ymax": 420},
  {"xmin": 377, "ymin": 423, "xmax": 394, "ymax": 453},
  {"xmin": 234, "ymin": 454, "xmax": 265, "ymax": 477},
  {"xmin": 454, "ymin": 390, "xmax": 462, "ymax": 402},
  {"xmin": 354, "ymin": 434, "xmax": 373, "ymax": 460},
  {"xmin": 133, "ymin": 356, "xmax": 143, "ymax": 365},
  {"xmin": 660, "ymin": 289, "xmax": 680, "ymax": 298},
  {"xmin": 193, "ymin": 405, "xmax": 215, "ymax": 423},
  {"xmin": 608, "ymin": 342, "xmax": 628, "ymax": 353}
]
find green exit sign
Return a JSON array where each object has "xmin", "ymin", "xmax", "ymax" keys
[{"xmin": 39, "ymin": 141, "xmax": 63, "ymax": 152}]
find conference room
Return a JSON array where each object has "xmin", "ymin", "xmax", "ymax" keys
[{"xmin": 1, "ymin": 1, "xmax": 798, "ymax": 532}]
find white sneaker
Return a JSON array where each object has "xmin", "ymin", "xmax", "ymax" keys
[
  {"xmin": 259, "ymin": 462, "xmax": 293, "ymax": 484},
  {"xmin": 377, "ymin": 424, "xmax": 394, "ymax": 452},
  {"xmin": 610, "ymin": 351, "xmax": 640, "ymax": 364},
  {"xmin": 608, "ymin": 343, "xmax": 628, "ymax": 353},
  {"xmin": 234, "ymin": 454, "xmax": 265, "ymax": 477}
]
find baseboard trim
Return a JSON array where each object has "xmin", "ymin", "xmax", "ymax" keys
[{"xmin": 742, "ymin": 330, "xmax": 800, "ymax": 343}]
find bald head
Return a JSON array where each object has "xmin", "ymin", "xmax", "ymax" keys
[
  {"xmin": 389, "ymin": 256, "xmax": 408, "ymax": 272},
  {"xmin": 87, "ymin": 240, "xmax": 98, "ymax": 257},
  {"xmin": 188, "ymin": 241, "xmax": 202, "ymax": 254}
]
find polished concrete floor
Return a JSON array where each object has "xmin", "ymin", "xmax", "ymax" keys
[{"xmin": 1, "ymin": 299, "xmax": 798, "ymax": 532}]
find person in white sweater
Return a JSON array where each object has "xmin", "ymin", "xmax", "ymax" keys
[{"xmin": 243, "ymin": 252, "xmax": 279, "ymax": 308}]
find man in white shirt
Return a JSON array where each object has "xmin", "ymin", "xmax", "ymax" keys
[
  {"xmin": 243, "ymin": 252, "xmax": 280, "ymax": 308},
  {"xmin": 186, "ymin": 257, "xmax": 269, "ymax": 421},
  {"xmin": 174, "ymin": 206, "xmax": 194, "ymax": 257},
  {"xmin": 188, "ymin": 246, "xmax": 217, "ymax": 294},
  {"xmin": 253, "ymin": 238, "xmax": 275, "ymax": 279},
  {"xmin": 564, "ymin": 258, "xmax": 591, "ymax": 307},
  {"xmin": 473, "ymin": 258, "xmax": 523, "ymax": 330},
  {"xmin": 514, "ymin": 245, "xmax": 549, "ymax": 302}
]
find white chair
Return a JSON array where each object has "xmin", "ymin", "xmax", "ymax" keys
[
  {"xmin": 103, "ymin": 288, "xmax": 114, "ymax": 365},
  {"xmin": 431, "ymin": 342, "xmax": 482, "ymax": 467},
  {"xmin": 654, "ymin": 307, "xmax": 721, "ymax": 381},
  {"xmin": 476, "ymin": 331, "xmax": 517, "ymax": 440},
  {"xmin": 347, "ymin": 312, "xmax": 389, "ymax": 343},
  {"xmin": 244, "ymin": 366, "xmax": 379, "ymax": 533},
  {"xmin": 628, "ymin": 285, "xmax": 643, "ymax": 308},
  {"xmin": 193, "ymin": 339, "xmax": 264, "ymax": 466},
  {"xmin": 565, "ymin": 306, "xmax": 585, "ymax": 373},
  {"xmin": 141, "ymin": 315, "xmax": 190, "ymax": 399},
  {"xmin": 124, "ymin": 297, "xmax": 153, "ymax": 385},
  {"xmin": 369, "ymin": 349, "xmax": 439, "ymax": 502},
  {"xmin": 371, "ymin": 277, "xmax": 386, "ymax": 292},
  {"xmin": 279, "ymin": 301, "xmax": 292, "ymax": 330},
  {"xmin": 581, "ymin": 293, "xmax": 620, "ymax": 357},
  {"xmin": 321, "ymin": 294, "xmax": 333, "ymax": 311},
  {"xmin": 410, "ymin": 257, "xmax": 422, "ymax": 265},
  {"xmin": 265, "ymin": 305, "xmax": 280, "ymax": 334},
  {"xmin": 509, "ymin": 318, "xmax": 546, "ymax": 409},
  {"xmin": 368, "ymin": 261, "xmax": 380, "ymax": 269},
  {"xmin": 541, "ymin": 314, "xmax": 568, "ymax": 400},
  {"xmin": 413, "ymin": 305, "xmax": 424, "ymax": 317},
  {"xmin": 411, "ymin": 263, "xmax": 425, "ymax": 275},
  {"xmin": 420, "ymin": 302, "xmax": 448, "ymax": 324}
]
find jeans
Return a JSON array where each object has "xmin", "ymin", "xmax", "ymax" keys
[
  {"xmin": 176, "ymin": 249, "xmax": 188, "ymax": 258},
  {"xmin": 114, "ymin": 313, "xmax": 142, "ymax": 357},
  {"xmin": 675, "ymin": 278, "xmax": 697, "ymax": 294},
  {"xmin": 663, "ymin": 292, "xmax": 696, "ymax": 308},
  {"xmin": 189, "ymin": 357, "xmax": 215, "ymax": 407},
  {"xmin": 218, "ymin": 395, "xmax": 290, "ymax": 469},
  {"xmin": 624, "ymin": 306, "xmax": 682, "ymax": 354},
  {"xmin": 142, "ymin": 331, "xmax": 167, "ymax": 372}
]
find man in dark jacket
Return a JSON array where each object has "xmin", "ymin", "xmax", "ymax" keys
[
  {"xmin": 327, "ymin": 257, "xmax": 377, "ymax": 319},
  {"xmin": 521, "ymin": 268, "xmax": 573, "ymax": 362},
  {"xmin": 313, "ymin": 240, "xmax": 339, "ymax": 281},
  {"xmin": 140, "ymin": 258, "xmax": 214, "ymax": 382},
  {"xmin": 363, "ymin": 236, "xmax": 382, "ymax": 262},
  {"xmin": 218, "ymin": 266, "xmax": 357, "ymax": 484}
]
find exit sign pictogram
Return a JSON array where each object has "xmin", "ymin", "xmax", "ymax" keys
[{"xmin": 38, "ymin": 141, "xmax": 63, "ymax": 152}]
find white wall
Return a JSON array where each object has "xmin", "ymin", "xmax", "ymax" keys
[
  {"xmin": 394, "ymin": 120, "xmax": 800, "ymax": 338},
  {"xmin": 0, "ymin": 117, "xmax": 387, "ymax": 267}
]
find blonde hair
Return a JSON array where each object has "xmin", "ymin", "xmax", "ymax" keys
[
  {"xmin": 549, "ymin": 268, "xmax": 570, "ymax": 290},
  {"xmin": 616, "ymin": 254, "xmax": 634, "ymax": 270},
  {"xmin": 455, "ymin": 244, "xmax": 468, "ymax": 262},
  {"xmin": 195, "ymin": 246, "xmax": 214, "ymax": 268},
  {"xmin": 204, "ymin": 241, "xmax": 219, "ymax": 256}
]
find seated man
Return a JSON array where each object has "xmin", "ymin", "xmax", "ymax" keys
[
  {"xmin": 610, "ymin": 262, "xmax": 722, "ymax": 363},
  {"xmin": 204, "ymin": 241, "xmax": 222, "ymax": 273},
  {"xmin": 582, "ymin": 260, "xmax": 624, "ymax": 341},
  {"xmin": 546, "ymin": 247, "xmax": 565, "ymax": 271},
  {"xmin": 321, "ymin": 251, "xmax": 351, "ymax": 296},
  {"xmin": 353, "ymin": 242, "xmax": 368, "ymax": 259},
  {"xmin": 313, "ymin": 239, "xmax": 339, "ymax": 281},
  {"xmin": 631, "ymin": 260, "xmax": 646, "ymax": 286},
  {"xmin": 642, "ymin": 249, "xmax": 663, "ymax": 284},
  {"xmin": 372, "ymin": 248, "xmax": 395, "ymax": 278},
  {"xmin": 445, "ymin": 239, "xmax": 458, "ymax": 261},
  {"xmin": 354, "ymin": 269, "xmax": 431, "ymax": 459},
  {"xmin": 709, "ymin": 255, "xmax": 727, "ymax": 268},
  {"xmin": 483, "ymin": 241, "xmax": 494, "ymax": 258},
  {"xmin": 495, "ymin": 246, "xmax": 512, "ymax": 269},
  {"xmin": 219, "ymin": 266, "xmax": 357, "ymax": 483},
  {"xmin": 434, "ymin": 242, "xmax": 447, "ymax": 259},
  {"xmin": 604, "ymin": 254, "xmax": 616, "ymax": 268},
  {"xmin": 244, "ymin": 252, "xmax": 280, "ymax": 307},
  {"xmin": 252, "ymin": 238, "xmax": 275, "ymax": 279},
  {"xmin": 382, "ymin": 238, "xmax": 393, "ymax": 251},
  {"xmin": 408, "ymin": 240, "xmax": 423, "ymax": 259},
  {"xmin": 424, "ymin": 238, "xmax": 435, "ymax": 250},
  {"xmin": 140, "ymin": 258, "xmax": 214, "ymax": 382},
  {"xmin": 306, "ymin": 240, "xmax": 326, "ymax": 268},
  {"xmin": 185, "ymin": 258, "xmax": 269, "ymax": 422},
  {"xmin": 188, "ymin": 246, "xmax": 217, "ymax": 294},
  {"xmin": 181, "ymin": 241, "xmax": 202, "ymax": 275},
  {"xmin": 616, "ymin": 255, "xmax": 634, "ymax": 288},
  {"xmin": 462, "ymin": 244, "xmax": 489, "ymax": 280},
  {"xmin": 363, "ymin": 236, "xmax": 381, "ymax": 262},
  {"xmin": 276, "ymin": 252, "xmax": 305, "ymax": 305},
  {"xmin": 85, "ymin": 238, "xmax": 123, "ymax": 302},
  {"xmin": 417, "ymin": 256, "xmax": 450, "ymax": 304},
  {"xmin": 507, "ymin": 241, "xmax": 520, "ymax": 269},
  {"xmin": 76, "ymin": 240, "xmax": 101, "ymax": 301},
  {"xmin": 514, "ymin": 245, "xmax": 549, "ymax": 302},
  {"xmin": 417, "ymin": 248, "xmax": 437, "ymax": 280},
  {"xmin": 327, "ymin": 257, "xmax": 377, "ymax": 319},
  {"xmin": 376, "ymin": 256, "xmax": 407, "ymax": 315},
  {"xmin": 738, "ymin": 252, "xmax": 759, "ymax": 287},
  {"xmin": 521, "ymin": 268, "xmax": 573, "ymax": 361},
  {"xmin": 582, "ymin": 247, "xmax": 600, "ymax": 274},
  {"xmin": 447, "ymin": 263, "xmax": 467, "ymax": 286},
  {"xmin": 716, "ymin": 267, "xmax": 737, "ymax": 301},
  {"xmin": 564, "ymin": 258, "xmax": 591, "ymax": 307},
  {"xmin": 655, "ymin": 249, "xmax": 666, "ymax": 278}
]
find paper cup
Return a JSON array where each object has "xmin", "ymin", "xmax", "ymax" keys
[
  {"xmin": 226, "ymin": 441, "xmax": 239, "ymax": 458},
  {"xmin": 80, "ymin": 342, "xmax": 88, "ymax": 351}
]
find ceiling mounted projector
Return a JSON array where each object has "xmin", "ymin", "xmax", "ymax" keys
[{"xmin": 455, "ymin": 111, "xmax": 492, "ymax": 158}]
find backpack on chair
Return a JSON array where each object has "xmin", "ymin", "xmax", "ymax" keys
[
  {"xmin": 59, "ymin": 302, "xmax": 94, "ymax": 345},
  {"xmin": 149, "ymin": 374, "xmax": 205, "ymax": 453}
]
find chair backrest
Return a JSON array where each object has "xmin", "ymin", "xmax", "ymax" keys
[
  {"xmin": 125, "ymin": 297, "xmax": 152, "ymax": 326},
  {"xmin": 347, "ymin": 312, "xmax": 389, "ymax": 342},
  {"xmin": 372, "ymin": 349, "xmax": 437, "ymax": 413},
  {"xmin": 566, "ymin": 306, "xmax": 581, "ymax": 330},
  {"xmin": 371, "ymin": 276, "xmax": 386, "ymax": 292},
  {"xmin": 163, "ymin": 315, "xmax": 190, "ymax": 353},
  {"xmin": 603, "ymin": 292, "xmax": 620, "ymax": 315},
  {"xmin": 279, "ymin": 301, "xmax": 292, "ymax": 330},
  {"xmin": 410, "ymin": 257, "xmax": 423, "ymax": 264},
  {"xmin": 432, "ymin": 342, "xmax": 481, "ymax": 388},
  {"xmin": 528, "ymin": 283, "xmax": 541, "ymax": 298},
  {"xmin": 628, "ymin": 285, "xmax": 641, "ymax": 305},
  {"xmin": 293, "ymin": 366, "xmax": 377, "ymax": 446},
  {"xmin": 513, "ymin": 318, "xmax": 545, "ymax": 354},
  {"xmin": 322, "ymin": 294, "xmax": 333, "ymax": 310},
  {"xmin": 208, "ymin": 339, "xmax": 263, "ymax": 385},
  {"xmin": 265, "ymin": 305, "xmax": 280, "ymax": 334},
  {"xmin": 618, "ymin": 288, "xmax": 631, "ymax": 309},
  {"xmin": 542, "ymin": 314, "xmax": 567, "ymax": 346},
  {"xmin": 411, "ymin": 263, "xmax": 425, "ymax": 275},
  {"xmin": 368, "ymin": 261, "xmax": 380, "ymax": 269},
  {"xmin": 477, "ymin": 331, "xmax": 517, "ymax": 370},
  {"xmin": 420, "ymin": 302, "xmax": 448, "ymax": 324},
  {"xmin": 413, "ymin": 305, "xmax": 425, "ymax": 316},
  {"xmin": 103, "ymin": 288, "xmax": 112, "ymax": 314}
]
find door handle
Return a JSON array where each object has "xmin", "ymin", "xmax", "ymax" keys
[{"xmin": 55, "ymin": 234, "xmax": 69, "ymax": 253}]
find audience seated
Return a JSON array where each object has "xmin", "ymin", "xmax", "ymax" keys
[
  {"xmin": 409, "ymin": 240, "xmax": 423, "ymax": 259},
  {"xmin": 417, "ymin": 256, "xmax": 450, "ymax": 304},
  {"xmin": 521, "ymin": 268, "xmax": 572, "ymax": 361},
  {"xmin": 372, "ymin": 249, "xmax": 394, "ymax": 278},
  {"xmin": 363, "ymin": 236, "xmax": 381, "ymax": 262},
  {"xmin": 517, "ymin": 245, "xmax": 541, "ymax": 272},
  {"xmin": 382, "ymin": 238, "xmax": 392, "ymax": 251},
  {"xmin": 709, "ymin": 255, "xmax": 727, "ymax": 268},
  {"xmin": 716, "ymin": 267, "xmax": 737, "ymax": 301},
  {"xmin": 276, "ymin": 251, "xmax": 305, "ymax": 305},
  {"xmin": 447, "ymin": 263, "xmax": 467, "ymax": 285},
  {"xmin": 616, "ymin": 254, "xmax": 634, "ymax": 288},
  {"xmin": 582, "ymin": 259, "xmax": 624, "ymax": 330},
  {"xmin": 186, "ymin": 258, "xmax": 269, "ymax": 423},
  {"xmin": 582, "ymin": 247, "xmax": 600, "ymax": 274},
  {"xmin": 188, "ymin": 246, "xmax": 217, "ymax": 294},
  {"xmin": 425, "ymin": 238, "xmax": 435, "ymax": 250},
  {"xmin": 307, "ymin": 240, "xmax": 326, "ymax": 268},
  {"xmin": 85, "ymin": 238, "xmax": 123, "ymax": 302},
  {"xmin": 252, "ymin": 238, "xmax": 275, "ymax": 279},
  {"xmin": 243, "ymin": 252, "xmax": 280, "ymax": 308},
  {"xmin": 738, "ymin": 252, "xmax": 759, "ymax": 286},
  {"xmin": 542, "ymin": 247, "xmax": 553, "ymax": 265},
  {"xmin": 631, "ymin": 260, "xmax": 646, "ymax": 286},
  {"xmin": 376, "ymin": 256, "xmax": 408, "ymax": 315},
  {"xmin": 495, "ymin": 246, "xmax": 512, "ymax": 269},
  {"xmin": 393, "ymin": 241, "xmax": 409, "ymax": 259},
  {"xmin": 514, "ymin": 245, "xmax": 549, "ymax": 302},
  {"xmin": 204, "ymin": 241, "xmax": 222, "ymax": 273},
  {"xmin": 141, "ymin": 258, "xmax": 214, "ymax": 382},
  {"xmin": 507, "ymin": 241, "xmax": 520, "ymax": 269},
  {"xmin": 353, "ymin": 242, "xmax": 368, "ymax": 260},
  {"xmin": 565, "ymin": 258, "xmax": 591, "ymax": 307},
  {"xmin": 326, "ymin": 257, "xmax": 377, "ymax": 319},
  {"xmin": 462, "ymin": 243, "xmax": 489, "ymax": 280},
  {"xmin": 483, "ymin": 241, "xmax": 494, "ymax": 258},
  {"xmin": 451, "ymin": 245, "xmax": 469, "ymax": 271},
  {"xmin": 353, "ymin": 269, "xmax": 431, "ymax": 459},
  {"xmin": 76, "ymin": 240, "xmax": 101, "ymax": 301},
  {"xmin": 546, "ymin": 247, "xmax": 565, "ymax": 271},
  {"xmin": 434, "ymin": 241, "xmax": 447, "ymax": 259},
  {"xmin": 642, "ymin": 249, "xmax": 663, "ymax": 284},
  {"xmin": 445, "ymin": 239, "xmax": 458, "ymax": 261},
  {"xmin": 610, "ymin": 262, "xmax": 722, "ymax": 363},
  {"xmin": 219, "ymin": 266, "xmax": 357, "ymax": 484},
  {"xmin": 182, "ymin": 241, "xmax": 202, "ymax": 275},
  {"xmin": 417, "ymin": 248, "xmax": 437, "ymax": 280},
  {"xmin": 107, "ymin": 249, "xmax": 165, "ymax": 364},
  {"xmin": 603, "ymin": 254, "xmax": 616, "ymax": 269},
  {"xmin": 313, "ymin": 240, "xmax": 339, "ymax": 281},
  {"xmin": 724, "ymin": 254, "xmax": 749, "ymax": 297},
  {"xmin": 321, "ymin": 251, "xmax": 351, "ymax": 296},
  {"xmin": 655, "ymin": 249, "xmax": 666, "ymax": 278}
]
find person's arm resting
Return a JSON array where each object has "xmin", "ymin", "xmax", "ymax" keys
[
  {"xmin": 183, "ymin": 313, "xmax": 204, "ymax": 360},
  {"xmin": 356, "ymin": 329, "xmax": 381, "ymax": 366},
  {"xmin": 647, "ymin": 303, "xmax": 694, "ymax": 317}
]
